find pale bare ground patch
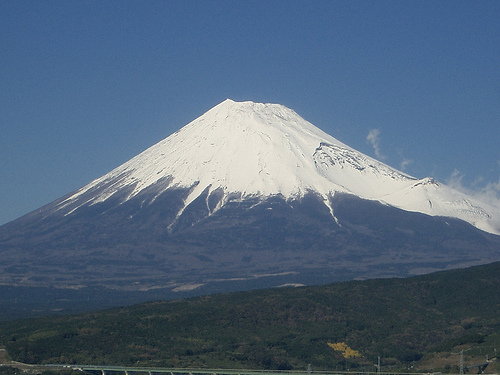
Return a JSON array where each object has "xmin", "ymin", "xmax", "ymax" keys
[{"xmin": 0, "ymin": 347, "xmax": 10, "ymax": 364}]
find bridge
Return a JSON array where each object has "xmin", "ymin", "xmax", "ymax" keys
[
  {"xmin": 58, "ymin": 365, "xmax": 362, "ymax": 375},
  {"xmin": 44, "ymin": 364, "xmax": 471, "ymax": 375}
]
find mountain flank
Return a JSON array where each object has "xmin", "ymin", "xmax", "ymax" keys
[
  {"xmin": 0, "ymin": 262, "xmax": 499, "ymax": 373},
  {"xmin": 0, "ymin": 100, "xmax": 499, "ymax": 299}
]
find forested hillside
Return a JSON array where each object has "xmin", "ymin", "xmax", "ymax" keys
[{"xmin": 1, "ymin": 262, "xmax": 499, "ymax": 373}]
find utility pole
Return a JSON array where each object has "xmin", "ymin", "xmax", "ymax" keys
[
  {"xmin": 378, "ymin": 356, "xmax": 381, "ymax": 375},
  {"xmin": 460, "ymin": 349, "xmax": 464, "ymax": 375}
]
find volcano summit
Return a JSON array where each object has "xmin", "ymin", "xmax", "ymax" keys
[{"xmin": 1, "ymin": 99, "xmax": 499, "ymax": 293}]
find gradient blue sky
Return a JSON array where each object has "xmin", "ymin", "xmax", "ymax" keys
[{"xmin": 1, "ymin": 0, "xmax": 499, "ymax": 226}]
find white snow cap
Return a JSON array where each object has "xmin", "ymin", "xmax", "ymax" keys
[{"xmin": 59, "ymin": 99, "xmax": 500, "ymax": 235}]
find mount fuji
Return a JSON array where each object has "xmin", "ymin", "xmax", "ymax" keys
[{"xmin": 1, "ymin": 99, "xmax": 499, "ymax": 295}]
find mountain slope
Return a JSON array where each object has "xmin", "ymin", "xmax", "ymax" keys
[
  {"xmin": 0, "ymin": 99, "xmax": 499, "ymax": 293},
  {"xmin": 50, "ymin": 99, "xmax": 500, "ymax": 234}
]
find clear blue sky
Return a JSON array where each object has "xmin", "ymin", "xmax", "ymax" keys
[{"xmin": 1, "ymin": 0, "xmax": 499, "ymax": 226}]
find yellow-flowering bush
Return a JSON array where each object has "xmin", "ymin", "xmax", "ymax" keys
[{"xmin": 327, "ymin": 342, "xmax": 361, "ymax": 358}]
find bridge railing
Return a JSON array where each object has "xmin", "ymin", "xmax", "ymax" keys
[{"xmin": 43, "ymin": 364, "xmax": 488, "ymax": 375}]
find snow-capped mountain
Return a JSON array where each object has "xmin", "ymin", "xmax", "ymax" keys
[
  {"xmin": 54, "ymin": 99, "xmax": 499, "ymax": 235},
  {"xmin": 0, "ymin": 99, "xmax": 499, "ymax": 295}
]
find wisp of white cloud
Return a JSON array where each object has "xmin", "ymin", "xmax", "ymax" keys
[
  {"xmin": 400, "ymin": 158, "xmax": 412, "ymax": 172},
  {"xmin": 447, "ymin": 169, "xmax": 500, "ymax": 211},
  {"xmin": 366, "ymin": 128, "xmax": 385, "ymax": 160}
]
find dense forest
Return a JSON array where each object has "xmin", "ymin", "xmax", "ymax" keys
[{"xmin": 0, "ymin": 262, "xmax": 499, "ymax": 373}]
